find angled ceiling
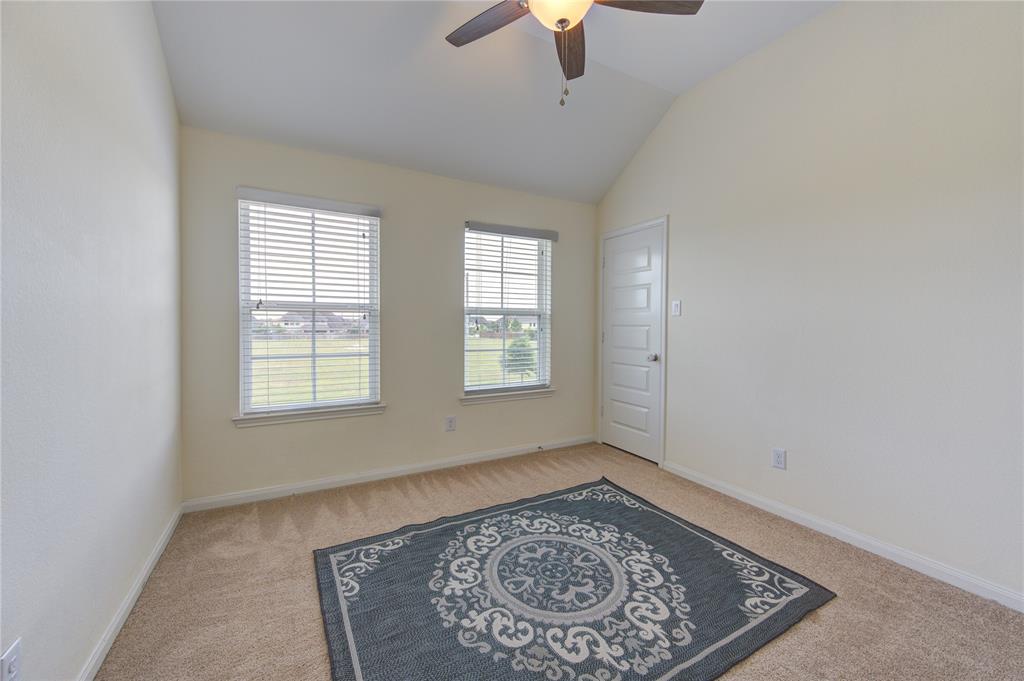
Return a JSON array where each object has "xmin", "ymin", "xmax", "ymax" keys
[{"xmin": 154, "ymin": 1, "xmax": 833, "ymax": 202}]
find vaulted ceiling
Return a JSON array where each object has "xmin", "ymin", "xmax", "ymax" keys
[{"xmin": 154, "ymin": 1, "xmax": 833, "ymax": 202}]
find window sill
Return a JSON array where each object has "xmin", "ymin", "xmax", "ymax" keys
[
  {"xmin": 232, "ymin": 402, "xmax": 387, "ymax": 428},
  {"xmin": 460, "ymin": 387, "xmax": 556, "ymax": 405}
]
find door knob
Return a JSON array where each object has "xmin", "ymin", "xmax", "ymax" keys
[{"xmin": 646, "ymin": 353, "xmax": 660, "ymax": 362}]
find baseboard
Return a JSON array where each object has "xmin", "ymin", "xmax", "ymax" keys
[
  {"xmin": 77, "ymin": 508, "xmax": 182, "ymax": 681},
  {"xmin": 661, "ymin": 461, "xmax": 1024, "ymax": 613},
  {"xmin": 69, "ymin": 446, "xmax": 1021, "ymax": 681},
  {"xmin": 181, "ymin": 435, "xmax": 596, "ymax": 512}
]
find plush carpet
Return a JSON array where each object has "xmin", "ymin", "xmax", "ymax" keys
[
  {"xmin": 315, "ymin": 477, "xmax": 833, "ymax": 680},
  {"xmin": 95, "ymin": 444, "xmax": 1024, "ymax": 681}
]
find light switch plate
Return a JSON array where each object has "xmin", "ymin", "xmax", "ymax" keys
[
  {"xmin": 671, "ymin": 300, "xmax": 682, "ymax": 316},
  {"xmin": 2, "ymin": 638, "xmax": 22, "ymax": 681}
]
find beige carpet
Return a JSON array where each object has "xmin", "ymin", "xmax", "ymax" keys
[{"xmin": 96, "ymin": 443, "xmax": 1024, "ymax": 680}]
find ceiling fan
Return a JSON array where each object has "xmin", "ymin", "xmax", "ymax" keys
[{"xmin": 446, "ymin": 1, "xmax": 704, "ymax": 102}]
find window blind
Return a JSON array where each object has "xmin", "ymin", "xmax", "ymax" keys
[
  {"xmin": 464, "ymin": 227, "xmax": 551, "ymax": 392},
  {"xmin": 239, "ymin": 195, "xmax": 380, "ymax": 414}
]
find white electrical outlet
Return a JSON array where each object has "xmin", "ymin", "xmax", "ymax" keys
[
  {"xmin": 445, "ymin": 416, "xmax": 456, "ymax": 432},
  {"xmin": 2, "ymin": 638, "xmax": 22, "ymax": 681},
  {"xmin": 771, "ymin": 448, "xmax": 787, "ymax": 470}
]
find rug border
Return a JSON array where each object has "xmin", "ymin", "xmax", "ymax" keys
[{"xmin": 313, "ymin": 476, "xmax": 836, "ymax": 681}]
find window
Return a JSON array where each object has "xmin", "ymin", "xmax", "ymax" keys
[
  {"xmin": 464, "ymin": 224, "xmax": 554, "ymax": 394},
  {"xmin": 238, "ymin": 189, "xmax": 380, "ymax": 417}
]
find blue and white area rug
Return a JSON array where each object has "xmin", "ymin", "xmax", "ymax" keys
[{"xmin": 315, "ymin": 478, "xmax": 834, "ymax": 681}]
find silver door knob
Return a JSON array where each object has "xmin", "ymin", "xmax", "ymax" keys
[{"xmin": 646, "ymin": 353, "xmax": 660, "ymax": 362}]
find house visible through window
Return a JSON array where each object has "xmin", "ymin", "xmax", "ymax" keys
[
  {"xmin": 464, "ymin": 225, "xmax": 553, "ymax": 393},
  {"xmin": 238, "ymin": 189, "xmax": 380, "ymax": 414}
]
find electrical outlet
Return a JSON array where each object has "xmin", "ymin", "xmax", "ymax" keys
[
  {"xmin": 2, "ymin": 638, "xmax": 22, "ymax": 681},
  {"xmin": 444, "ymin": 416, "xmax": 456, "ymax": 432},
  {"xmin": 771, "ymin": 448, "xmax": 787, "ymax": 470}
]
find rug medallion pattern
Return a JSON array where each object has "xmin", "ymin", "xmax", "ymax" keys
[{"xmin": 316, "ymin": 479, "xmax": 834, "ymax": 681}]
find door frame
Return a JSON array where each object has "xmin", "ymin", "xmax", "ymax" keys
[{"xmin": 597, "ymin": 215, "xmax": 669, "ymax": 467}]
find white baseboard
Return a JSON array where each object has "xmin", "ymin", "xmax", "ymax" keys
[
  {"xmin": 77, "ymin": 508, "xmax": 182, "ymax": 681},
  {"xmin": 661, "ymin": 461, "xmax": 1024, "ymax": 613},
  {"xmin": 72, "ymin": 444, "xmax": 1020, "ymax": 681},
  {"xmin": 181, "ymin": 435, "xmax": 596, "ymax": 513}
]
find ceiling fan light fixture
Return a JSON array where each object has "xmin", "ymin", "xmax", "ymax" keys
[{"xmin": 527, "ymin": 0, "xmax": 594, "ymax": 31}]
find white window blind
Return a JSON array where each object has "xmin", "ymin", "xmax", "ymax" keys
[
  {"xmin": 464, "ymin": 227, "xmax": 551, "ymax": 393},
  {"xmin": 238, "ymin": 193, "xmax": 380, "ymax": 414}
]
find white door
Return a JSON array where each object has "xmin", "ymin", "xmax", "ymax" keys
[{"xmin": 601, "ymin": 220, "xmax": 665, "ymax": 463}]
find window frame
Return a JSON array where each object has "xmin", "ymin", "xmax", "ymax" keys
[
  {"xmin": 235, "ymin": 187, "xmax": 383, "ymax": 423},
  {"xmin": 462, "ymin": 227, "xmax": 553, "ymax": 397}
]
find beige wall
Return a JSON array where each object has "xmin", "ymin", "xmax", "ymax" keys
[
  {"xmin": 180, "ymin": 127, "xmax": 596, "ymax": 500},
  {"xmin": 1, "ymin": 3, "xmax": 181, "ymax": 679},
  {"xmin": 599, "ymin": 1, "xmax": 1024, "ymax": 594}
]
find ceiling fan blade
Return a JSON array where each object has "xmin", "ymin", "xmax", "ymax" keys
[
  {"xmin": 554, "ymin": 22, "xmax": 585, "ymax": 80},
  {"xmin": 446, "ymin": 1, "xmax": 530, "ymax": 47},
  {"xmin": 595, "ymin": 0, "xmax": 703, "ymax": 15}
]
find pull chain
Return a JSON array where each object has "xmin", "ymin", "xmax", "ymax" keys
[{"xmin": 559, "ymin": 23, "xmax": 570, "ymax": 106}]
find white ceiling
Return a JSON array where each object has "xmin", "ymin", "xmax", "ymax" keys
[{"xmin": 154, "ymin": 1, "xmax": 833, "ymax": 202}]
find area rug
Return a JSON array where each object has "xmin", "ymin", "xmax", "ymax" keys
[{"xmin": 314, "ymin": 478, "xmax": 834, "ymax": 681}]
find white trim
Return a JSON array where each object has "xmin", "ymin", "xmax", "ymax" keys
[
  {"xmin": 232, "ymin": 402, "xmax": 387, "ymax": 427},
  {"xmin": 662, "ymin": 461, "xmax": 1024, "ymax": 613},
  {"xmin": 460, "ymin": 387, "xmax": 556, "ymax": 405},
  {"xmin": 77, "ymin": 509, "xmax": 182, "ymax": 681},
  {"xmin": 598, "ymin": 216, "xmax": 669, "ymax": 466},
  {"xmin": 181, "ymin": 435, "xmax": 595, "ymax": 512}
]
